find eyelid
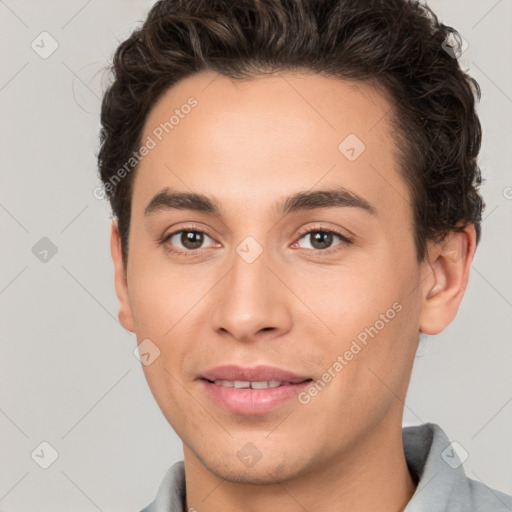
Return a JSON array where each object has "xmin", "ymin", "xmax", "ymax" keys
[
  {"xmin": 163, "ymin": 222, "xmax": 212, "ymax": 239},
  {"xmin": 294, "ymin": 224, "xmax": 353, "ymax": 243}
]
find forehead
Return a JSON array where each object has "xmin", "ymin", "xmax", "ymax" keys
[
  {"xmin": 141, "ymin": 70, "xmax": 394, "ymax": 160},
  {"xmin": 132, "ymin": 70, "xmax": 411, "ymax": 228}
]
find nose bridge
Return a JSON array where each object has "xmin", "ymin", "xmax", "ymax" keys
[{"xmin": 210, "ymin": 238, "xmax": 291, "ymax": 341}]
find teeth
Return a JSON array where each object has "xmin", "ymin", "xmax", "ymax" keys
[
  {"xmin": 251, "ymin": 381, "xmax": 272, "ymax": 389},
  {"xmin": 216, "ymin": 380, "xmax": 234, "ymax": 387},
  {"xmin": 212, "ymin": 380, "xmax": 288, "ymax": 389}
]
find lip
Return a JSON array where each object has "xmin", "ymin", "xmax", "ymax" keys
[
  {"xmin": 198, "ymin": 365, "xmax": 312, "ymax": 415},
  {"xmin": 199, "ymin": 365, "xmax": 311, "ymax": 383}
]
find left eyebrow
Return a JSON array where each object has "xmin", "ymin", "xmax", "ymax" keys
[{"xmin": 276, "ymin": 187, "xmax": 377, "ymax": 217}]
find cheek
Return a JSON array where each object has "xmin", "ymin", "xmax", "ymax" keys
[
  {"xmin": 312, "ymin": 253, "xmax": 418, "ymax": 369},
  {"xmin": 316, "ymin": 264, "xmax": 398, "ymax": 329},
  {"xmin": 127, "ymin": 279, "xmax": 164, "ymax": 336},
  {"xmin": 140, "ymin": 359, "xmax": 187, "ymax": 433},
  {"xmin": 127, "ymin": 259, "xmax": 186, "ymax": 336},
  {"xmin": 127, "ymin": 264, "xmax": 204, "ymax": 376}
]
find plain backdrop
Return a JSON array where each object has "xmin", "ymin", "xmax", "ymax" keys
[{"xmin": 1, "ymin": 0, "xmax": 511, "ymax": 510}]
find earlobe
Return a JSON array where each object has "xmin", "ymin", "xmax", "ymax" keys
[
  {"xmin": 110, "ymin": 220, "xmax": 136, "ymax": 333},
  {"xmin": 419, "ymin": 225, "xmax": 476, "ymax": 336}
]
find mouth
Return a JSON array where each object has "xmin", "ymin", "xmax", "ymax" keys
[
  {"xmin": 205, "ymin": 379, "xmax": 310, "ymax": 389},
  {"xmin": 198, "ymin": 365, "xmax": 313, "ymax": 415},
  {"xmin": 199, "ymin": 364, "xmax": 312, "ymax": 383}
]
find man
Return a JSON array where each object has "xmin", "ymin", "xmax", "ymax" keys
[{"xmin": 97, "ymin": 0, "xmax": 512, "ymax": 510}]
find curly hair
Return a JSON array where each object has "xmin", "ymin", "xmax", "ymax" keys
[{"xmin": 97, "ymin": 0, "xmax": 484, "ymax": 268}]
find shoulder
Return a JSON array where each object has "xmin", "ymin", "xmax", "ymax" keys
[
  {"xmin": 464, "ymin": 476, "xmax": 512, "ymax": 512},
  {"xmin": 403, "ymin": 423, "xmax": 512, "ymax": 511}
]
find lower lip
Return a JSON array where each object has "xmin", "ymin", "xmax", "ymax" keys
[{"xmin": 200, "ymin": 379, "xmax": 312, "ymax": 415}]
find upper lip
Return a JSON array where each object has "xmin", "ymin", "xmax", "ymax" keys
[{"xmin": 199, "ymin": 365, "xmax": 311, "ymax": 383}]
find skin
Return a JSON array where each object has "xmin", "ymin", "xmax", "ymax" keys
[{"xmin": 111, "ymin": 70, "xmax": 476, "ymax": 512}]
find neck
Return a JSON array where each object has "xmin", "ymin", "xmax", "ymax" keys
[{"xmin": 184, "ymin": 412, "xmax": 416, "ymax": 512}]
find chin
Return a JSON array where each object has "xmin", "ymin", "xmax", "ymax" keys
[{"xmin": 197, "ymin": 448, "xmax": 309, "ymax": 485}]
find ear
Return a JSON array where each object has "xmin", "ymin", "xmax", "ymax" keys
[
  {"xmin": 419, "ymin": 224, "xmax": 477, "ymax": 335},
  {"xmin": 110, "ymin": 220, "xmax": 136, "ymax": 333}
]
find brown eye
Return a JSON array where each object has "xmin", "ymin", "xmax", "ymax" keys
[
  {"xmin": 180, "ymin": 231, "xmax": 204, "ymax": 249},
  {"xmin": 164, "ymin": 229, "xmax": 215, "ymax": 253},
  {"xmin": 296, "ymin": 228, "xmax": 352, "ymax": 253},
  {"xmin": 297, "ymin": 230, "xmax": 345, "ymax": 251},
  {"xmin": 309, "ymin": 231, "xmax": 334, "ymax": 249}
]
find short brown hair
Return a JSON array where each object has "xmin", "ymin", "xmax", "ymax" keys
[{"xmin": 97, "ymin": 0, "xmax": 484, "ymax": 267}]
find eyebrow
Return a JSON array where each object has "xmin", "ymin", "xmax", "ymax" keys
[{"xmin": 144, "ymin": 186, "xmax": 377, "ymax": 217}]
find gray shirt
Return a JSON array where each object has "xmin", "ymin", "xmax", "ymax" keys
[{"xmin": 140, "ymin": 423, "xmax": 512, "ymax": 511}]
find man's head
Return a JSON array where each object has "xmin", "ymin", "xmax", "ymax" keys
[{"xmin": 98, "ymin": 0, "xmax": 482, "ymax": 487}]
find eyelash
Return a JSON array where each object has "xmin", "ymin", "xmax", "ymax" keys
[
  {"xmin": 294, "ymin": 225, "xmax": 353, "ymax": 254},
  {"xmin": 160, "ymin": 224, "xmax": 353, "ymax": 257}
]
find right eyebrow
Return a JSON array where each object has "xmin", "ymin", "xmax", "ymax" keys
[
  {"xmin": 276, "ymin": 187, "xmax": 377, "ymax": 217},
  {"xmin": 144, "ymin": 188, "xmax": 222, "ymax": 217}
]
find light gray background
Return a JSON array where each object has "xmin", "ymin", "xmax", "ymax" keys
[{"xmin": 1, "ymin": 1, "xmax": 511, "ymax": 510}]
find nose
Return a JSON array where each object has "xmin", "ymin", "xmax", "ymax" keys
[{"xmin": 210, "ymin": 244, "xmax": 293, "ymax": 343}]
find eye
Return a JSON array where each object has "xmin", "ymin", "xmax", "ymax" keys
[
  {"xmin": 161, "ymin": 225, "xmax": 352, "ymax": 257},
  {"xmin": 294, "ymin": 228, "xmax": 352, "ymax": 252},
  {"xmin": 163, "ymin": 228, "xmax": 217, "ymax": 254}
]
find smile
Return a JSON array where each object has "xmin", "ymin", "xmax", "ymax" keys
[{"xmin": 211, "ymin": 380, "xmax": 294, "ymax": 389}]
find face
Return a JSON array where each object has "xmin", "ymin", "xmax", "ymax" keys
[{"xmin": 112, "ymin": 70, "xmax": 448, "ymax": 484}]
